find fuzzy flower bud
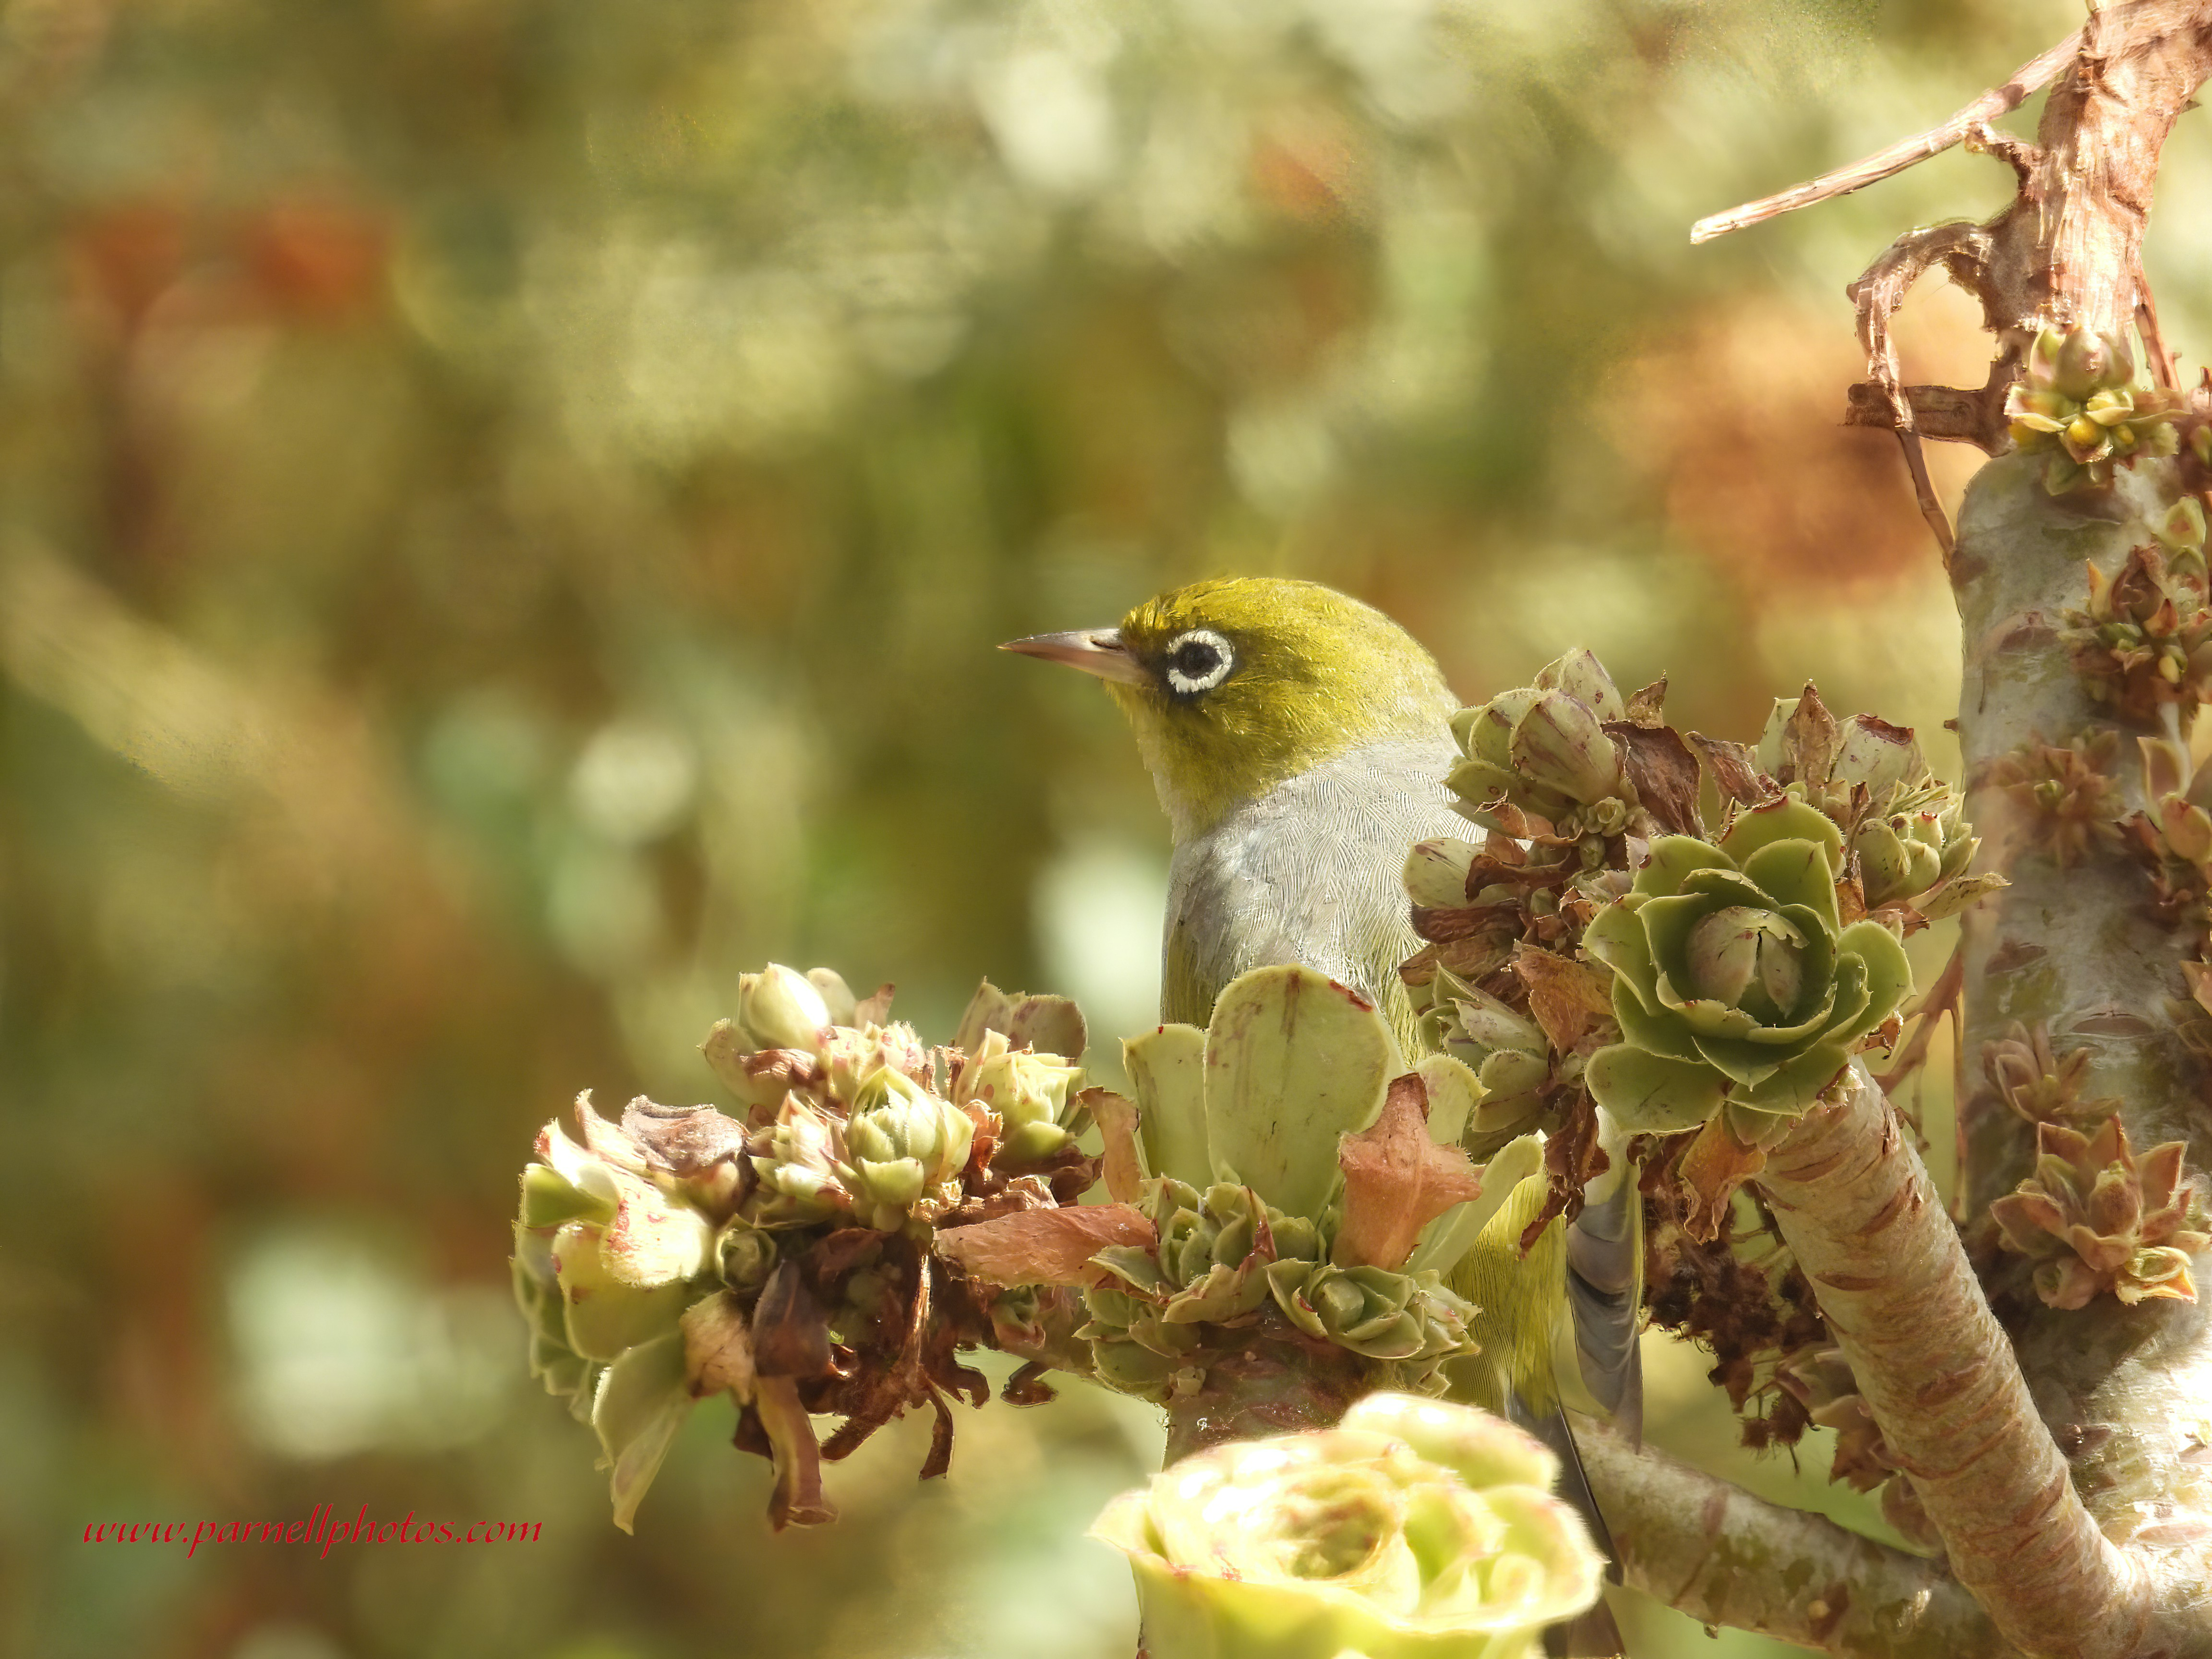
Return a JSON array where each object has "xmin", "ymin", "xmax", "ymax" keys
[
  {"xmin": 738, "ymin": 964, "xmax": 834, "ymax": 1058},
  {"xmin": 840, "ymin": 1066, "xmax": 975, "ymax": 1227},
  {"xmin": 967, "ymin": 1047, "xmax": 1085, "ymax": 1163}
]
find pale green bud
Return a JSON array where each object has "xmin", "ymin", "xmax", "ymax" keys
[
  {"xmin": 805, "ymin": 966, "xmax": 859, "ymax": 1027},
  {"xmin": 841, "ymin": 1067, "xmax": 975, "ymax": 1226},
  {"xmin": 716, "ymin": 1218, "xmax": 780, "ymax": 1291},
  {"xmin": 751, "ymin": 1096, "xmax": 852, "ymax": 1217},
  {"xmin": 522, "ymin": 1118, "xmax": 715, "ymax": 1368},
  {"xmin": 1509, "ymin": 690, "xmax": 1627, "ymax": 807},
  {"xmin": 819, "ymin": 1020, "xmax": 931, "ymax": 1105},
  {"xmin": 969, "ymin": 1047, "xmax": 1084, "ymax": 1163},
  {"xmin": 1455, "ymin": 687, "xmax": 1541, "ymax": 769},
  {"xmin": 738, "ymin": 963, "xmax": 833, "ymax": 1057},
  {"xmin": 1683, "ymin": 905, "xmax": 1806, "ymax": 1015},
  {"xmin": 1532, "ymin": 647, "xmax": 1627, "ymax": 723}
]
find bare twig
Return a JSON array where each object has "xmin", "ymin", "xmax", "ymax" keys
[
  {"xmin": 1895, "ymin": 429, "xmax": 1957, "ymax": 560},
  {"xmin": 1690, "ymin": 29, "xmax": 2083, "ymax": 243},
  {"xmin": 1840, "ymin": 371, "xmax": 2014, "ymax": 454},
  {"xmin": 1873, "ymin": 942, "xmax": 1966, "ymax": 1099}
]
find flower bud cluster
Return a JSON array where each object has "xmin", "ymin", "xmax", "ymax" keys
[
  {"xmin": 515, "ymin": 966, "xmax": 1096, "ymax": 1531},
  {"xmin": 1077, "ymin": 1172, "xmax": 1478, "ymax": 1399},
  {"xmin": 2006, "ymin": 325, "xmax": 2182, "ymax": 495},
  {"xmin": 1416, "ymin": 664, "xmax": 1966, "ymax": 1164},
  {"xmin": 2065, "ymin": 501, "xmax": 2212, "ymax": 721},
  {"xmin": 1754, "ymin": 693, "xmax": 1986, "ymax": 917},
  {"xmin": 1447, "ymin": 649, "xmax": 1643, "ymax": 843}
]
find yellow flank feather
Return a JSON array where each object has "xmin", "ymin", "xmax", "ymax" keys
[{"xmin": 1445, "ymin": 1170, "xmax": 1566, "ymax": 1421}]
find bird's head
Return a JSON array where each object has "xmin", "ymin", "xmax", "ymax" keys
[{"xmin": 1003, "ymin": 577, "xmax": 1456, "ymax": 839}]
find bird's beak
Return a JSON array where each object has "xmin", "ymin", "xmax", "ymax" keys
[{"xmin": 998, "ymin": 627, "xmax": 1150, "ymax": 686}]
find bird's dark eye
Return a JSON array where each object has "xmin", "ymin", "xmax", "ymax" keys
[{"xmin": 1162, "ymin": 628, "xmax": 1235, "ymax": 698}]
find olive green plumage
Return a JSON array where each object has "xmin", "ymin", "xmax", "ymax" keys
[{"xmin": 1106, "ymin": 578, "xmax": 1465, "ymax": 842}]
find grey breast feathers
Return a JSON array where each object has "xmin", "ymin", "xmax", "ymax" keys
[{"xmin": 1161, "ymin": 735, "xmax": 1467, "ymax": 1031}]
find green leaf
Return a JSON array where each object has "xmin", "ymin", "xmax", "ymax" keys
[
  {"xmin": 1688, "ymin": 1030, "xmax": 1789, "ymax": 1087},
  {"xmin": 520, "ymin": 1164, "xmax": 612, "ymax": 1228},
  {"xmin": 591, "ymin": 1331, "xmax": 695, "ymax": 1533},
  {"xmin": 1634, "ymin": 836, "xmax": 1734, "ymax": 899},
  {"xmin": 1403, "ymin": 1133, "xmax": 1544, "ymax": 1277},
  {"xmin": 1583, "ymin": 901, "xmax": 1658, "ymax": 1009},
  {"xmin": 955, "ymin": 981, "xmax": 1087, "ymax": 1060},
  {"xmin": 1676, "ymin": 866, "xmax": 1776, "ymax": 913},
  {"xmin": 1608, "ymin": 977, "xmax": 1704, "ymax": 1063},
  {"xmin": 1719, "ymin": 796, "xmax": 1843, "ymax": 873},
  {"xmin": 1445, "ymin": 757, "xmax": 1522, "ymax": 810},
  {"xmin": 1836, "ymin": 919, "xmax": 1913, "ymax": 1034},
  {"xmin": 1740, "ymin": 839, "xmax": 1841, "ymax": 932},
  {"xmin": 1585, "ymin": 1044, "xmax": 1727, "ymax": 1132},
  {"xmin": 1204, "ymin": 965, "xmax": 1395, "ymax": 1222},
  {"xmin": 1773, "ymin": 904, "xmax": 1837, "ymax": 1023},
  {"xmin": 1818, "ymin": 955, "xmax": 1874, "ymax": 1042},
  {"xmin": 1461, "ymin": 687, "xmax": 1542, "ymax": 768},
  {"xmin": 1731, "ymin": 1042, "xmax": 1851, "ymax": 1115},
  {"xmin": 1635, "ymin": 892, "xmax": 1711, "ymax": 987},
  {"xmin": 1653, "ymin": 970, "xmax": 1759, "ymax": 1039},
  {"xmin": 1415, "ymin": 1054, "xmax": 1484, "ymax": 1147},
  {"xmin": 1124, "ymin": 1024, "xmax": 1212, "ymax": 1190}
]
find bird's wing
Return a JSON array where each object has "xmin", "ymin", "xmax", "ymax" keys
[{"xmin": 1566, "ymin": 1109, "xmax": 1645, "ymax": 1440}]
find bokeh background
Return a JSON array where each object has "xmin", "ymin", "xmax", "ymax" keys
[{"xmin": 10, "ymin": 0, "xmax": 2212, "ymax": 1654}]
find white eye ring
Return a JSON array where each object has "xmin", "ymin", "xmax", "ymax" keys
[{"xmin": 1162, "ymin": 628, "xmax": 1235, "ymax": 697}]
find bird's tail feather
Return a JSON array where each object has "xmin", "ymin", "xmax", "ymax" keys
[{"xmin": 1518, "ymin": 1400, "xmax": 1626, "ymax": 1658}]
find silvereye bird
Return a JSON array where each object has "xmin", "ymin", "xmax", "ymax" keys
[{"xmin": 1005, "ymin": 577, "xmax": 1639, "ymax": 1643}]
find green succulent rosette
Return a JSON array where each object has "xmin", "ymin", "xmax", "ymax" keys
[
  {"xmin": 1582, "ymin": 797, "xmax": 1912, "ymax": 1144},
  {"xmin": 1080, "ymin": 1176, "xmax": 1328, "ymax": 1395},
  {"xmin": 960, "ymin": 1033, "xmax": 1086, "ymax": 1164},
  {"xmin": 1058, "ymin": 966, "xmax": 1510, "ymax": 1400},
  {"xmin": 1091, "ymin": 1392, "xmax": 1605, "ymax": 1659},
  {"xmin": 1263, "ymin": 1258, "xmax": 1477, "ymax": 1365}
]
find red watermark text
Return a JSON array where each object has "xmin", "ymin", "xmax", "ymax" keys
[{"xmin": 83, "ymin": 1505, "xmax": 544, "ymax": 1558}]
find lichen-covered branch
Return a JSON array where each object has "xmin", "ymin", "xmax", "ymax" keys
[
  {"xmin": 1951, "ymin": 446, "xmax": 2212, "ymax": 1636},
  {"xmin": 1754, "ymin": 1065, "xmax": 2150, "ymax": 1657},
  {"xmin": 1577, "ymin": 1417, "xmax": 1996, "ymax": 1659}
]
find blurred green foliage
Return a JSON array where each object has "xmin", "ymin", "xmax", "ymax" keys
[{"xmin": 2, "ymin": 0, "xmax": 2196, "ymax": 1655}]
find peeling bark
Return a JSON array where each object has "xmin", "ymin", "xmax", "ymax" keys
[
  {"xmin": 1756, "ymin": 1066, "xmax": 2151, "ymax": 1658},
  {"xmin": 1577, "ymin": 1416, "xmax": 1996, "ymax": 1659}
]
